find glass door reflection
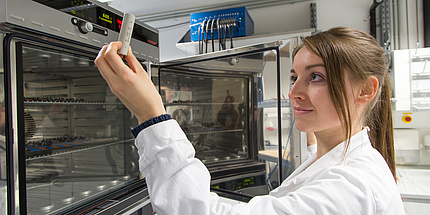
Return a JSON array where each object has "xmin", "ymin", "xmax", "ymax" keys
[{"xmin": 20, "ymin": 44, "xmax": 139, "ymax": 214}]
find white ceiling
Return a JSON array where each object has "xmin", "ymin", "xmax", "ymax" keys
[
  {"xmin": 104, "ymin": 0, "xmax": 245, "ymax": 18},
  {"xmin": 100, "ymin": 0, "xmax": 303, "ymax": 24},
  {"xmin": 98, "ymin": 0, "xmax": 296, "ymax": 29}
]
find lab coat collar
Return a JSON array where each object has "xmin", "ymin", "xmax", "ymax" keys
[{"xmin": 270, "ymin": 128, "xmax": 371, "ymax": 196}]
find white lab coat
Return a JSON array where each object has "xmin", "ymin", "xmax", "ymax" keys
[
  {"xmin": 306, "ymin": 143, "xmax": 317, "ymax": 160},
  {"xmin": 135, "ymin": 120, "xmax": 404, "ymax": 215}
]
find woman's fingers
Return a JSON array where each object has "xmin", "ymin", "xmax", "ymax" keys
[
  {"xmin": 94, "ymin": 41, "xmax": 166, "ymax": 124},
  {"xmin": 95, "ymin": 45, "xmax": 116, "ymax": 85},
  {"xmin": 104, "ymin": 42, "xmax": 133, "ymax": 77},
  {"xmin": 125, "ymin": 47, "xmax": 146, "ymax": 75}
]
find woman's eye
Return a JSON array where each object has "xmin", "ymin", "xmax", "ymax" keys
[
  {"xmin": 290, "ymin": 76, "xmax": 297, "ymax": 84},
  {"xmin": 310, "ymin": 74, "xmax": 323, "ymax": 82}
]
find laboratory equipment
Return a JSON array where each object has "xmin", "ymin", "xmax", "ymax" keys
[
  {"xmin": 0, "ymin": 0, "xmax": 158, "ymax": 214},
  {"xmin": 392, "ymin": 47, "xmax": 430, "ymax": 208}
]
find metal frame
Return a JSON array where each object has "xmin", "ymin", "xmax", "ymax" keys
[{"xmin": 160, "ymin": 40, "xmax": 283, "ymax": 69}]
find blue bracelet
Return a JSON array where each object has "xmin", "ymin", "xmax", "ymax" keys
[{"xmin": 131, "ymin": 114, "xmax": 172, "ymax": 138}]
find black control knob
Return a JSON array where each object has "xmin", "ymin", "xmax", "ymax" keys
[
  {"xmin": 79, "ymin": 22, "xmax": 93, "ymax": 34},
  {"xmin": 72, "ymin": 18, "xmax": 107, "ymax": 36}
]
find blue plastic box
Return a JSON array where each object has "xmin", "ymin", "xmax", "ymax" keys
[{"xmin": 190, "ymin": 7, "xmax": 254, "ymax": 42}]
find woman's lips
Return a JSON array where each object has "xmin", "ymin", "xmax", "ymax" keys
[{"xmin": 293, "ymin": 107, "xmax": 313, "ymax": 115}]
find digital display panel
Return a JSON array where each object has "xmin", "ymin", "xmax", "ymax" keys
[
  {"xmin": 95, "ymin": 7, "xmax": 116, "ymax": 30},
  {"xmin": 32, "ymin": 0, "xmax": 159, "ymax": 47}
]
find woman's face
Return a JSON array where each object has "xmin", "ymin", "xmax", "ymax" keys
[{"xmin": 288, "ymin": 47, "xmax": 346, "ymax": 134}]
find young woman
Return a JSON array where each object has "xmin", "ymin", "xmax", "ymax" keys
[{"xmin": 95, "ymin": 27, "xmax": 404, "ymax": 214}]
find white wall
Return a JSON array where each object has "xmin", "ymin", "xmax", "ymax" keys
[
  {"xmin": 316, "ymin": 0, "xmax": 373, "ymax": 31},
  {"xmin": 146, "ymin": 17, "xmax": 190, "ymax": 61},
  {"xmin": 145, "ymin": 0, "xmax": 374, "ymax": 62}
]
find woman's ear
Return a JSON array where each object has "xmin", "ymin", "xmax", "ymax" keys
[{"xmin": 357, "ymin": 76, "xmax": 379, "ymax": 104}]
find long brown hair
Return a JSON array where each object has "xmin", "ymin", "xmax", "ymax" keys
[{"xmin": 292, "ymin": 27, "xmax": 396, "ymax": 179}]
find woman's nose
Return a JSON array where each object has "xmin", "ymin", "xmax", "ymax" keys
[{"xmin": 288, "ymin": 80, "xmax": 305, "ymax": 101}]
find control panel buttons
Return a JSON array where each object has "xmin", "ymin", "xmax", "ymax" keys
[
  {"xmin": 71, "ymin": 18, "xmax": 107, "ymax": 36},
  {"xmin": 79, "ymin": 22, "xmax": 93, "ymax": 34}
]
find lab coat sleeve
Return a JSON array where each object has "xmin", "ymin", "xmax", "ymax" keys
[{"xmin": 135, "ymin": 119, "xmax": 233, "ymax": 215}]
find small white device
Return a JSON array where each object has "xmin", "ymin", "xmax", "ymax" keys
[{"xmin": 118, "ymin": 13, "xmax": 135, "ymax": 56}]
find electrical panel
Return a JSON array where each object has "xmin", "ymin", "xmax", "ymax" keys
[{"xmin": 190, "ymin": 7, "xmax": 254, "ymax": 42}]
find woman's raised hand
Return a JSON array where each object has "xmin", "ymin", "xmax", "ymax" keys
[{"xmin": 95, "ymin": 42, "xmax": 166, "ymax": 124}]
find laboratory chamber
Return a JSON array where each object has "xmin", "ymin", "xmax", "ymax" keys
[
  {"xmin": 1, "ymin": 0, "xmax": 158, "ymax": 214},
  {"xmin": 154, "ymin": 38, "xmax": 307, "ymax": 198}
]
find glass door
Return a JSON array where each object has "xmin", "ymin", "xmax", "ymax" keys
[
  {"xmin": 158, "ymin": 70, "xmax": 251, "ymax": 163},
  {"xmin": 6, "ymin": 36, "xmax": 140, "ymax": 214},
  {"xmin": 0, "ymin": 32, "xmax": 7, "ymax": 215}
]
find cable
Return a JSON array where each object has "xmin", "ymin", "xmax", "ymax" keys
[
  {"xmin": 217, "ymin": 18, "xmax": 221, "ymax": 51},
  {"xmin": 200, "ymin": 20, "xmax": 207, "ymax": 54},
  {"xmin": 229, "ymin": 18, "xmax": 234, "ymax": 49},
  {"xmin": 266, "ymin": 163, "xmax": 278, "ymax": 184},
  {"xmin": 226, "ymin": 22, "xmax": 230, "ymax": 49},
  {"xmin": 219, "ymin": 19, "xmax": 224, "ymax": 50},
  {"xmin": 198, "ymin": 25, "xmax": 202, "ymax": 54},
  {"xmin": 203, "ymin": 19, "xmax": 208, "ymax": 54},
  {"xmin": 222, "ymin": 20, "xmax": 227, "ymax": 50},
  {"xmin": 205, "ymin": 19, "xmax": 210, "ymax": 53},
  {"xmin": 211, "ymin": 19, "xmax": 215, "ymax": 52}
]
